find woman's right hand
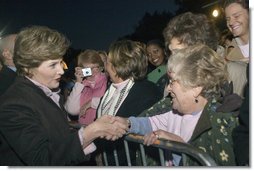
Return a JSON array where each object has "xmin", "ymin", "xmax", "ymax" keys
[
  {"xmin": 96, "ymin": 115, "xmax": 128, "ymax": 140},
  {"xmin": 75, "ymin": 67, "xmax": 84, "ymax": 83},
  {"xmin": 82, "ymin": 115, "xmax": 129, "ymax": 147}
]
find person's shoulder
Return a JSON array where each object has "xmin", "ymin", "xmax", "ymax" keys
[
  {"xmin": 132, "ymin": 79, "xmax": 161, "ymax": 100},
  {"xmin": 0, "ymin": 77, "xmax": 51, "ymax": 108},
  {"xmin": 147, "ymin": 65, "xmax": 167, "ymax": 82},
  {"xmin": 134, "ymin": 79, "xmax": 159, "ymax": 90},
  {"xmin": 5, "ymin": 76, "xmax": 39, "ymax": 96},
  {"xmin": 205, "ymin": 102, "xmax": 238, "ymax": 126},
  {"xmin": 0, "ymin": 65, "xmax": 16, "ymax": 77},
  {"xmin": 0, "ymin": 80, "xmax": 29, "ymax": 107}
]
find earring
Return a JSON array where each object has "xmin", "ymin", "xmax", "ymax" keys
[{"xmin": 195, "ymin": 98, "xmax": 199, "ymax": 103}]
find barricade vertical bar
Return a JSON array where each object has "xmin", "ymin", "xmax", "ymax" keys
[
  {"xmin": 113, "ymin": 149, "xmax": 119, "ymax": 166},
  {"xmin": 159, "ymin": 148, "xmax": 165, "ymax": 166},
  {"xmin": 103, "ymin": 151, "xmax": 108, "ymax": 166},
  {"xmin": 107, "ymin": 134, "xmax": 217, "ymax": 166},
  {"xmin": 140, "ymin": 144, "xmax": 147, "ymax": 166},
  {"xmin": 182, "ymin": 153, "xmax": 187, "ymax": 166},
  {"xmin": 124, "ymin": 140, "xmax": 132, "ymax": 166}
]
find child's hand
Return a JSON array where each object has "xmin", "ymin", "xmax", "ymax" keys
[{"xmin": 75, "ymin": 67, "xmax": 84, "ymax": 83}]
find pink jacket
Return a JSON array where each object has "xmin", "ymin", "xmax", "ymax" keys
[{"xmin": 65, "ymin": 73, "xmax": 107, "ymax": 125}]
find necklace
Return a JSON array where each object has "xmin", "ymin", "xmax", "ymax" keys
[
  {"xmin": 112, "ymin": 83, "xmax": 129, "ymax": 115},
  {"xmin": 99, "ymin": 79, "xmax": 133, "ymax": 116}
]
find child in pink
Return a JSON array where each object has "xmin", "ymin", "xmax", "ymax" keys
[{"xmin": 65, "ymin": 50, "xmax": 107, "ymax": 126}]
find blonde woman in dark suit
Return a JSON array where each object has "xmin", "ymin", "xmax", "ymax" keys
[{"xmin": 0, "ymin": 26, "xmax": 128, "ymax": 166}]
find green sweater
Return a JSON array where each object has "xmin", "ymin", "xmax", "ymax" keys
[
  {"xmin": 185, "ymin": 102, "xmax": 238, "ymax": 166},
  {"xmin": 147, "ymin": 65, "xmax": 167, "ymax": 83},
  {"xmin": 139, "ymin": 100, "xmax": 238, "ymax": 166}
]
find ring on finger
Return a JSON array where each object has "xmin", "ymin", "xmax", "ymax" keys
[{"xmin": 153, "ymin": 132, "xmax": 159, "ymax": 139}]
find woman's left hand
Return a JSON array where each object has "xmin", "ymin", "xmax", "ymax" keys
[{"xmin": 143, "ymin": 130, "xmax": 185, "ymax": 146}]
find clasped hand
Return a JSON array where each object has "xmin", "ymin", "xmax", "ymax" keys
[{"xmin": 95, "ymin": 115, "xmax": 129, "ymax": 141}]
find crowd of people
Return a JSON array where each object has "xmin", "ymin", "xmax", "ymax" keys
[{"xmin": 0, "ymin": 0, "xmax": 249, "ymax": 166}]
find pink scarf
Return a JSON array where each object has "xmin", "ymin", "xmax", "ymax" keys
[{"xmin": 79, "ymin": 72, "xmax": 107, "ymax": 125}]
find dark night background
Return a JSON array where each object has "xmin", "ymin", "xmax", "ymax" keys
[
  {"xmin": 0, "ymin": 0, "xmax": 180, "ymax": 50},
  {"xmin": 0, "ymin": 1, "xmax": 253, "ymax": 168},
  {"xmin": 2, "ymin": 0, "xmax": 252, "ymax": 71},
  {"xmin": 0, "ymin": 0, "xmax": 230, "ymax": 51}
]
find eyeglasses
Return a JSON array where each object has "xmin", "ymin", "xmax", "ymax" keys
[{"xmin": 168, "ymin": 78, "xmax": 177, "ymax": 87}]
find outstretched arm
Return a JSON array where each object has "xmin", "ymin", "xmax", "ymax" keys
[
  {"xmin": 81, "ymin": 115, "xmax": 129, "ymax": 148},
  {"xmin": 115, "ymin": 116, "xmax": 153, "ymax": 135}
]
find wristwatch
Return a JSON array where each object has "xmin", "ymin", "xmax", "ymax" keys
[{"xmin": 127, "ymin": 119, "xmax": 131, "ymax": 129}]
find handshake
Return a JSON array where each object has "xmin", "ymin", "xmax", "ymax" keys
[
  {"xmin": 82, "ymin": 115, "xmax": 130, "ymax": 145},
  {"xmin": 96, "ymin": 115, "xmax": 130, "ymax": 141}
]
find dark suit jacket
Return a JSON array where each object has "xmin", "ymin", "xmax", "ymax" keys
[
  {"xmin": 116, "ymin": 79, "xmax": 161, "ymax": 117},
  {"xmin": 0, "ymin": 65, "xmax": 17, "ymax": 96},
  {"xmin": 95, "ymin": 79, "xmax": 161, "ymax": 165},
  {"xmin": 0, "ymin": 77, "xmax": 88, "ymax": 166}
]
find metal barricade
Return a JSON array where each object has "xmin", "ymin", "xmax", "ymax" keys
[{"xmin": 103, "ymin": 133, "xmax": 217, "ymax": 166}]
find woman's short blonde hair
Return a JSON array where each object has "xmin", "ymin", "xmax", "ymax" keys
[
  {"xmin": 14, "ymin": 25, "xmax": 70, "ymax": 76},
  {"xmin": 108, "ymin": 40, "xmax": 147, "ymax": 80},
  {"xmin": 168, "ymin": 44, "xmax": 228, "ymax": 100}
]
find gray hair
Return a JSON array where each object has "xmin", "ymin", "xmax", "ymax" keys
[
  {"xmin": 168, "ymin": 44, "xmax": 228, "ymax": 101},
  {"xmin": 0, "ymin": 34, "xmax": 16, "ymax": 64}
]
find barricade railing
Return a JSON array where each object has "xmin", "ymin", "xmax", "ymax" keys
[{"xmin": 103, "ymin": 133, "xmax": 217, "ymax": 166}]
